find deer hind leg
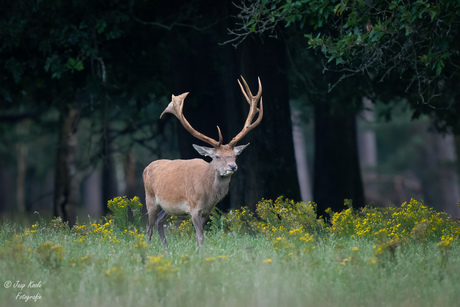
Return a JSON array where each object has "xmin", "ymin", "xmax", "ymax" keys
[
  {"xmin": 146, "ymin": 195, "xmax": 159, "ymax": 243},
  {"xmin": 155, "ymin": 210, "xmax": 169, "ymax": 249},
  {"xmin": 201, "ymin": 214, "xmax": 210, "ymax": 230}
]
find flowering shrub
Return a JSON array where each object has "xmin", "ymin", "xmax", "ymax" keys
[
  {"xmin": 131, "ymin": 232, "xmax": 149, "ymax": 264},
  {"xmin": 47, "ymin": 216, "xmax": 70, "ymax": 232},
  {"xmin": 73, "ymin": 218, "xmax": 121, "ymax": 244},
  {"xmin": 35, "ymin": 241, "xmax": 64, "ymax": 272},
  {"xmin": 330, "ymin": 199, "xmax": 460, "ymax": 242},
  {"xmin": 437, "ymin": 234, "xmax": 455, "ymax": 265},
  {"xmin": 256, "ymin": 197, "xmax": 322, "ymax": 236},
  {"xmin": 23, "ymin": 223, "xmax": 39, "ymax": 236},
  {"xmin": 167, "ymin": 216, "xmax": 195, "ymax": 238},
  {"xmin": 107, "ymin": 196, "xmax": 143, "ymax": 230},
  {"xmin": 168, "ymin": 206, "xmax": 256, "ymax": 237},
  {"xmin": 69, "ymin": 254, "xmax": 94, "ymax": 270},
  {"xmin": 331, "ymin": 207, "xmax": 355, "ymax": 237},
  {"xmin": 150, "ymin": 197, "xmax": 459, "ymax": 261},
  {"xmin": 0, "ymin": 234, "xmax": 31, "ymax": 269},
  {"xmin": 220, "ymin": 206, "xmax": 255, "ymax": 234}
]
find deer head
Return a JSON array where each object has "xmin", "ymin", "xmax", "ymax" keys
[{"xmin": 160, "ymin": 76, "xmax": 263, "ymax": 178}]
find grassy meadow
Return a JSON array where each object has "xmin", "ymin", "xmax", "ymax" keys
[{"xmin": 1, "ymin": 197, "xmax": 459, "ymax": 307}]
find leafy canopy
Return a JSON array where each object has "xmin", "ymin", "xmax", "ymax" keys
[{"xmin": 236, "ymin": 0, "xmax": 460, "ymax": 98}]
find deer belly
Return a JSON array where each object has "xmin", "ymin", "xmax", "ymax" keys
[{"xmin": 157, "ymin": 198, "xmax": 191, "ymax": 216}]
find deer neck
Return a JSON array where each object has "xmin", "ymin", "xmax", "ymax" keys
[{"xmin": 205, "ymin": 162, "xmax": 232, "ymax": 203}]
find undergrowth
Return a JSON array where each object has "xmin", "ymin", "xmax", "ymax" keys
[{"xmin": 0, "ymin": 197, "xmax": 459, "ymax": 307}]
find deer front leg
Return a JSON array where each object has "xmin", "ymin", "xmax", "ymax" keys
[
  {"xmin": 155, "ymin": 210, "xmax": 169, "ymax": 249},
  {"xmin": 192, "ymin": 212, "xmax": 206, "ymax": 247}
]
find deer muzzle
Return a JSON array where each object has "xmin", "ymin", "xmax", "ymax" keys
[{"xmin": 221, "ymin": 164, "xmax": 238, "ymax": 177}]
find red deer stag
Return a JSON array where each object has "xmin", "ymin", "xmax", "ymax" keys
[{"xmin": 143, "ymin": 76, "xmax": 263, "ymax": 248}]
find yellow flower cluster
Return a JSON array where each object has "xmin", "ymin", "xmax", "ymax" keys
[
  {"xmin": 331, "ymin": 208, "xmax": 355, "ymax": 236},
  {"xmin": 145, "ymin": 255, "xmax": 178, "ymax": 280},
  {"xmin": 107, "ymin": 196, "xmax": 144, "ymax": 230},
  {"xmin": 105, "ymin": 266, "xmax": 126, "ymax": 283},
  {"xmin": 273, "ymin": 236, "xmax": 293, "ymax": 251},
  {"xmin": 23, "ymin": 223, "xmax": 39, "ymax": 236},
  {"xmin": 256, "ymin": 197, "xmax": 322, "ymax": 235},
  {"xmin": 0, "ymin": 235, "xmax": 32, "ymax": 267},
  {"xmin": 165, "ymin": 197, "xmax": 323, "ymax": 248},
  {"xmin": 223, "ymin": 206, "xmax": 255, "ymax": 234},
  {"xmin": 48, "ymin": 216, "xmax": 70, "ymax": 232},
  {"xmin": 330, "ymin": 199, "xmax": 460, "ymax": 243},
  {"xmin": 35, "ymin": 241, "xmax": 64, "ymax": 271},
  {"xmin": 252, "ymin": 198, "xmax": 320, "ymax": 256},
  {"xmin": 205, "ymin": 255, "xmax": 228, "ymax": 262},
  {"xmin": 74, "ymin": 224, "xmax": 88, "ymax": 235},
  {"xmin": 130, "ymin": 233, "xmax": 149, "ymax": 264},
  {"xmin": 69, "ymin": 254, "xmax": 94, "ymax": 270},
  {"xmin": 437, "ymin": 234, "xmax": 455, "ymax": 265},
  {"xmin": 169, "ymin": 197, "xmax": 321, "ymax": 256},
  {"xmin": 74, "ymin": 219, "xmax": 120, "ymax": 244},
  {"xmin": 108, "ymin": 196, "xmax": 143, "ymax": 211},
  {"xmin": 437, "ymin": 235, "xmax": 454, "ymax": 250}
]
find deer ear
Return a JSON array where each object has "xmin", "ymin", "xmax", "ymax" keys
[
  {"xmin": 193, "ymin": 144, "xmax": 214, "ymax": 157},
  {"xmin": 234, "ymin": 143, "xmax": 250, "ymax": 156}
]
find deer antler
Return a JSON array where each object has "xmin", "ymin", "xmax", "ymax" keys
[
  {"xmin": 160, "ymin": 92, "xmax": 223, "ymax": 148},
  {"xmin": 228, "ymin": 76, "xmax": 263, "ymax": 147}
]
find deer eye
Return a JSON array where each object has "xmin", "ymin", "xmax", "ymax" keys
[{"xmin": 215, "ymin": 155, "xmax": 221, "ymax": 159}]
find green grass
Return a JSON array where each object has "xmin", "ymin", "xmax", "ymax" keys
[{"xmin": 0, "ymin": 216, "xmax": 459, "ymax": 307}]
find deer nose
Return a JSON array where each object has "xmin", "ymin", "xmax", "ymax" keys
[{"xmin": 230, "ymin": 165, "xmax": 237, "ymax": 171}]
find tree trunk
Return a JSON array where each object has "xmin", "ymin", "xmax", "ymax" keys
[
  {"xmin": 16, "ymin": 121, "xmax": 29, "ymax": 213},
  {"xmin": 0, "ymin": 166, "xmax": 14, "ymax": 213},
  {"xmin": 54, "ymin": 105, "xmax": 79, "ymax": 227},
  {"xmin": 313, "ymin": 106, "xmax": 364, "ymax": 218},
  {"xmin": 83, "ymin": 170, "xmax": 102, "ymax": 218},
  {"xmin": 230, "ymin": 37, "xmax": 301, "ymax": 210},
  {"xmin": 420, "ymin": 131, "xmax": 460, "ymax": 217},
  {"xmin": 436, "ymin": 133, "xmax": 460, "ymax": 217},
  {"xmin": 124, "ymin": 150, "xmax": 137, "ymax": 199},
  {"xmin": 357, "ymin": 97, "xmax": 379, "ymax": 204},
  {"xmin": 291, "ymin": 107, "xmax": 312, "ymax": 202},
  {"xmin": 16, "ymin": 143, "xmax": 27, "ymax": 213},
  {"xmin": 101, "ymin": 123, "xmax": 119, "ymax": 215},
  {"xmin": 357, "ymin": 97, "xmax": 377, "ymax": 167}
]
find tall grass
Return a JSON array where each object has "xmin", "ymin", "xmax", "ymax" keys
[{"xmin": 0, "ymin": 197, "xmax": 459, "ymax": 307}]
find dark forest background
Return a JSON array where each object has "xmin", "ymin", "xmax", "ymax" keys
[{"xmin": 1, "ymin": 0, "xmax": 460, "ymax": 226}]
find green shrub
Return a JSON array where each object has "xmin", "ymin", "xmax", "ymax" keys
[
  {"xmin": 107, "ymin": 196, "xmax": 143, "ymax": 230},
  {"xmin": 330, "ymin": 198, "xmax": 460, "ymax": 243}
]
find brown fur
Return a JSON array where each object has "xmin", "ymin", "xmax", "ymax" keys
[{"xmin": 143, "ymin": 144, "xmax": 247, "ymax": 248}]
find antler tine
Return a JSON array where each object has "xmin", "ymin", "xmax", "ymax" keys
[
  {"xmin": 238, "ymin": 76, "xmax": 263, "ymax": 108},
  {"xmin": 237, "ymin": 79, "xmax": 250, "ymax": 104},
  {"xmin": 216, "ymin": 125, "xmax": 223, "ymax": 146},
  {"xmin": 238, "ymin": 76, "xmax": 262, "ymax": 110},
  {"xmin": 229, "ymin": 76, "xmax": 263, "ymax": 147},
  {"xmin": 161, "ymin": 93, "xmax": 222, "ymax": 148}
]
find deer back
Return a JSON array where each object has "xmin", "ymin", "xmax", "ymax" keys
[{"xmin": 143, "ymin": 158, "xmax": 231, "ymax": 215}]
